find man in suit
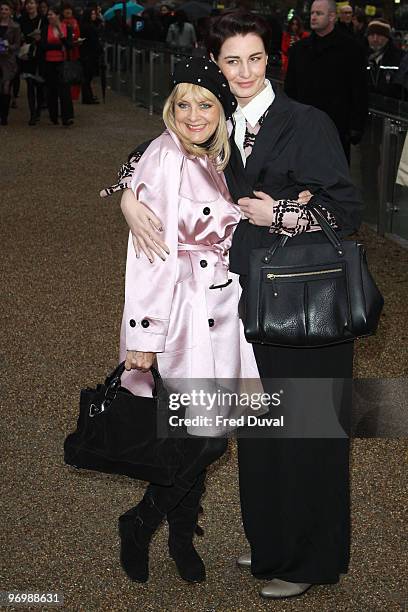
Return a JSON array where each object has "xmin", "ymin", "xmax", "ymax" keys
[
  {"xmin": 103, "ymin": 10, "xmax": 362, "ymax": 601},
  {"xmin": 284, "ymin": 0, "xmax": 368, "ymax": 163}
]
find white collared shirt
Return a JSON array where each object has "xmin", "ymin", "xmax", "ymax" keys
[{"xmin": 233, "ymin": 79, "xmax": 275, "ymax": 166}]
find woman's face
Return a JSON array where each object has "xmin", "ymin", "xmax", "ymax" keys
[
  {"xmin": 25, "ymin": 0, "xmax": 37, "ymax": 13},
  {"xmin": 47, "ymin": 8, "xmax": 58, "ymax": 24},
  {"xmin": 290, "ymin": 19, "xmax": 299, "ymax": 33},
  {"xmin": 90, "ymin": 9, "xmax": 96, "ymax": 20},
  {"xmin": 0, "ymin": 4, "xmax": 11, "ymax": 19},
  {"xmin": 63, "ymin": 7, "xmax": 72, "ymax": 20},
  {"xmin": 174, "ymin": 90, "xmax": 220, "ymax": 145},
  {"xmin": 214, "ymin": 33, "xmax": 268, "ymax": 107},
  {"xmin": 160, "ymin": 5, "xmax": 170, "ymax": 15}
]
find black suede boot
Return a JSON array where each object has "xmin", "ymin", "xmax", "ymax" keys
[
  {"xmin": 167, "ymin": 472, "xmax": 206, "ymax": 582},
  {"xmin": 118, "ymin": 493, "xmax": 165, "ymax": 583},
  {"xmin": 118, "ymin": 480, "xmax": 191, "ymax": 583}
]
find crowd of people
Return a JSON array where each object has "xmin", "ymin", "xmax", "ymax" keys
[
  {"xmin": 0, "ymin": 0, "xmax": 407, "ymax": 128},
  {"xmin": 0, "ymin": 0, "xmax": 104, "ymax": 125}
]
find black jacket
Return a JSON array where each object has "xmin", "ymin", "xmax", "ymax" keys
[
  {"xmin": 367, "ymin": 41, "xmax": 405, "ymax": 99},
  {"xmin": 226, "ymin": 92, "xmax": 363, "ymax": 276},
  {"xmin": 284, "ymin": 27, "xmax": 368, "ymax": 140}
]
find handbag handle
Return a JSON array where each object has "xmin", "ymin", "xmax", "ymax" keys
[
  {"xmin": 104, "ymin": 361, "xmax": 168, "ymax": 402},
  {"xmin": 262, "ymin": 196, "xmax": 344, "ymax": 263}
]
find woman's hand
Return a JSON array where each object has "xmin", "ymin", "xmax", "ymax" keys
[
  {"xmin": 297, "ymin": 190, "xmax": 313, "ymax": 205},
  {"xmin": 238, "ymin": 191, "xmax": 277, "ymax": 226},
  {"xmin": 120, "ymin": 189, "xmax": 169, "ymax": 263},
  {"xmin": 125, "ymin": 350, "xmax": 156, "ymax": 372},
  {"xmin": 238, "ymin": 190, "xmax": 314, "ymax": 226}
]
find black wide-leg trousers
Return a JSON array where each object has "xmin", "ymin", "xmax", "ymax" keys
[{"xmin": 237, "ymin": 341, "xmax": 353, "ymax": 584}]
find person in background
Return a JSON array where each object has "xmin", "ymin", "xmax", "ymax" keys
[
  {"xmin": 10, "ymin": 0, "xmax": 23, "ymax": 108},
  {"xmin": 281, "ymin": 16, "xmax": 308, "ymax": 72},
  {"xmin": 62, "ymin": 2, "xmax": 80, "ymax": 107},
  {"xmin": 40, "ymin": 5, "xmax": 73, "ymax": 126},
  {"xmin": 337, "ymin": 4, "xmax": 354, "ymax": 37},
  {"xmin": 352, "ymin": 9, "xmax": 367, "ymax": 48},
  {"xmin": 166, "ymin": 9, "xmax": 196, "ymax": 49},
  {"xmin": 80, "ymin": 5, "xmax": 102, "ymax": 104},
  {"xmin": 19, "ymin": 0, "xmax": 44, "ymax": 125},
  {"xmin": 158, "ymin": 2, "xmax": 173, "ymax": 41},
  {"xmin": 38, "ymin": 0, "xmax": 48, "ymax": 18},
  {"xmin": 367, "ymin": 19, "xmax": 405, "ymax": 99},
  {"xmin": 0, "ymin": 0, "xmax": 20, "ymax": 125},
  {"xmin": 284, "ymin": 0, "xmax": 368, "ymax": 163}
]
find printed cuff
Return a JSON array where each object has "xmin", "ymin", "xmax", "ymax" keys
[
  {"xmin": 100, "ymin": 151, "xmax": 142, "ymax": 198},
  {"xmin": 269, "ymin": 200, "xmax": 338, "ymax": 237}
]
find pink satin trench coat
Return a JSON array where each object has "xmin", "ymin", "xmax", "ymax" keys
[{"xmin": 119, "ymin": 130, "xmax": 259, "ymax": 429}]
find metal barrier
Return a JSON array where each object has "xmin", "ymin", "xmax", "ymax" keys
[{"xmin": 103, "ymin": 37, "xmax": 408, "ymax": 245}]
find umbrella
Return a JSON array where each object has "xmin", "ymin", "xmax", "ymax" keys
[
  {"xmin": 178, "ymin": 0, "xmax": 212, "ymax": 22},
  {"xmin": 103, "ymin": 1, "xmax": 143, "ymax": 21}
]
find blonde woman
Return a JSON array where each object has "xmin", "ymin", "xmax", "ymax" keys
[{"xmin": 116, "ymin": 57, "xmax": 259, "ymax": 585}]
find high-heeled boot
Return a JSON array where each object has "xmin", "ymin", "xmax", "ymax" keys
[
  {"xmin": 118, "ymin": 492, "xmax": 164, "ymax": 583},
  {"xmin": 118, "ymin": 480, "xmax": 191, "ymax": 583},
  {"xmin": 167, "ymin": 471, "xmax": 206, "ymax": 582}
]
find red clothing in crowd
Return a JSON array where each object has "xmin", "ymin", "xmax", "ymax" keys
[
  {"xmin": 46, "ymin": 22, "xmax": 69, "ymax": 62},
  {"xmin": 63, "ymin": 16, "xmax": 81, "ymax": 100},
  {"xmin": 281, "ymin": 30, "xmax": 309, "ymax": 72}
]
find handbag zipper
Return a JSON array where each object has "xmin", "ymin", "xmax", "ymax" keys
[{"xmin": 267, "ymin": 268, "xmax": 343, "ymax": 297}]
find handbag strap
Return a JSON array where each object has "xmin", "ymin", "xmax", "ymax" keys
[
  {"xmin": 262, "ymin": 196, "xmax": 344, "ymax": 262},
  {"xmin": 308, "ymin": 198, "xmax": 344, "ymax": 255}
]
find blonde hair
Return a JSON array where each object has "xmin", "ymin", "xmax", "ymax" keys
[{"xmin": 163, "ymin": 82, "xmax": 230, "ymax": 172}]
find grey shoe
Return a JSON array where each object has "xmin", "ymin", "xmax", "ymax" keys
[
  {"xmin": 260, "ymin": 579, "xmax": 312, "ymax": 599},
  {"xmin": 236, "ymin": 552, "xmax": 251, "ymax": 568}
]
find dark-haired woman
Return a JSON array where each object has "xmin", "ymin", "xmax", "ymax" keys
[
  {"xmin": 40, "ymin": 5, "xmax": 73, "ymax": 126},
  {"xmin": 166, "ymin": 10, "xmax": 196, "ymax": 49},
  {"xmin": 0, "ymin": 0, "xmax": 20, "ymax": 125},
  {"xmin": 106, "ymin": 10, "xmax": 362, "ymax": 601},
  {"xmin": 281, "ymin": 16, "xmax": 309, "ymax": 72},
  {"xmin": 80, "ymin": 6, "xmax": 102, "ymax": 104},
  {"xmin": 19, "ymin": 0, "xmax": 44, "ymax": 125}
]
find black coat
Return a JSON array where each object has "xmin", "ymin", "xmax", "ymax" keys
[
  {"xmin": 367, "ymin": 41, "xmax": 405, "ymax": 98},
  {"xmin": 225, "ymin": 91, "xmax": 363, "ymax": 276},
  {"xmin": 284, "ymin": 27, "xmax": 368, "ymax": 141}
]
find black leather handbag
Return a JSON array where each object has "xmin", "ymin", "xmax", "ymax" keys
[
  {"xmin": 64, "ymin": 362, "xmax": 182, "ymax": 485},
  {"xmin": 244, "ymin": 203, "xmax": 384, "ymax": 348}
]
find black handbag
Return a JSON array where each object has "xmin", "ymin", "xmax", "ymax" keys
[
  {"xmin": 64, "ymin": 362, "xmax": 182, "ymax": 485},
  {"xmin": 60, "ymin": 58, "xmax": 83, "ymax": 85},
  {"xmin": 244, "ymin": 202, "xmax": 384, "ymax": 348}
]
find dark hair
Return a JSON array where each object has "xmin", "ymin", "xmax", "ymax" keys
[
  {"xmin": 205, "ymin": 10, "xmax": 272, "ymax": 59},
  {"xmin": 62, "ymin": 2, "xmax": 73, "ymax": 11},
  {"xmin": 287, "ymin": 16, "xmax": 304, "ymax": 34},
  {"xmin": 175, "ymin": 8, "xmax": 187, "ymax": 32},
  {"xmin": 48, "ymin": 4, "xmax": 62, "ymax": 16},
  {"xmin": 82, "ymin": 5, "xmax": 96, "ymax": 23}
]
